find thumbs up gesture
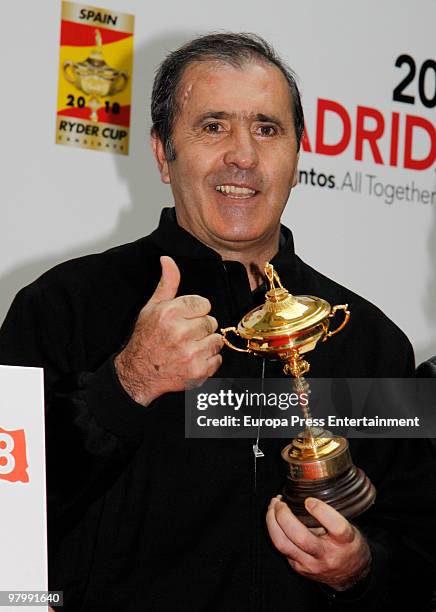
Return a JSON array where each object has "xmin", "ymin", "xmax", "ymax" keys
[{"xmin": 114, "ymin": 256, "xmax": 224, "ymax": 406}]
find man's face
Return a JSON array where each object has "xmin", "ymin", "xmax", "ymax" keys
[{"xmin": 152, "ymin": 59, "xmax": 299, "ymax": 252}]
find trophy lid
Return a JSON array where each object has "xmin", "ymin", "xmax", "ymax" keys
[{"xmin": 237, "ymin": 263, "xmax": 331, "ymax": 339}]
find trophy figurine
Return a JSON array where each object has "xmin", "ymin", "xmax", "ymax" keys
[
  {"xmin": 63, "ymin": 29, "xmax": 128, "ymax": 122},
  {"xmin": 221, "ymin": 263, "xmax": 376, "ymax": 526}
]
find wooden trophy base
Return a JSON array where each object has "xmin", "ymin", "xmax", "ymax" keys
[
  {"xmin": 281, "ymin": 435, "xmax": 376, "ymax": 527},
  {"xmin": 282, "ymin": 465, "xmax": 376, "ymax": 527}
]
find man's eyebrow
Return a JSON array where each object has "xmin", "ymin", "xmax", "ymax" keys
[
  {"xmin": 255, "ymin": 113, "xmax": 285, "ymax": 130},
  {"xmin": 194, "ymin": 111, "xmax": 232, "ymax": 124},
  {"xmin": 194, "ymin": 111, "xmax": 286, "ymax": 130}
]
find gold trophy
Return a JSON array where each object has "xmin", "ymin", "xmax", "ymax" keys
[
  {"xmin": 63, "ymin": 29, "xmax": 128, "ymax": 122},
  {"xmin": 221, "ymin": 263, "xmax": 376, "ymax": 526}
]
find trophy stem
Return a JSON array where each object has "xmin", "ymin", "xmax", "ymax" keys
[
  {"xmin": 283, "ymin": 356, "xmax": 318, "ymax": 454},
  {"xmin": 280, "ymin": 356, "xmax": 376, "ymax": 525}
]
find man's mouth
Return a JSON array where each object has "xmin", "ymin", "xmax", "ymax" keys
[{"xmin": 215, "ymin": 184, "xmax": 257, "ymax": 199}]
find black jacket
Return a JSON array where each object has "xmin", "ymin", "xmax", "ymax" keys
[{"xmin": 0, "ymin": 208, "xmax": 435, "ymax": 611}]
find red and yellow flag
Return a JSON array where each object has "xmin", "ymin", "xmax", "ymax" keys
[{"xmin": 56, "ymin": 2, "xmax": 134, "ymax": 155}]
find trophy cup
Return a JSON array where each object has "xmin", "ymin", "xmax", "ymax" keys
[
  {"xmin": 221, "ymin": 263, "xmax": 376, "ymax": 527},
  {"xmin": 63, "ymin": 29, "xmax": 128, "ymax": 122}
]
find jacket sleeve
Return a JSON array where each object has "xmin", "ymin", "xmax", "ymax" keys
[{"xmin": 0, "ymin": 281, "xmax": 149, "ymax": 536}]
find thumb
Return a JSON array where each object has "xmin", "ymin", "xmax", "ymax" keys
[{"xmin": 148, "ymin": 256, "xmax": 181, "ymax": 304}]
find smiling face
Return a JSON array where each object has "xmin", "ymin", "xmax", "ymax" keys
[{"xmin": 152, "ymin": 59, "xmax": 299, "ymax": 254}]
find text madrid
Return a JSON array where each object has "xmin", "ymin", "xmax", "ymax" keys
[
  {"xmin": 302, "ymin": 98, "xmax": 435, "ymax": 171},
  {"xmin": 196, "ymin": 415, "xmax": 421, "ymax": 428}
]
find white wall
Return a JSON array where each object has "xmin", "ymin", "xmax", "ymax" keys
[{"xmin": 2, "ymin": 0, "xmax": 435, "ymax": 363}]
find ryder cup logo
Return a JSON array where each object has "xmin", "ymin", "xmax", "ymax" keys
[{"xmin": 0, "ymin": 427, "xmax": 29, "ymax": 483}]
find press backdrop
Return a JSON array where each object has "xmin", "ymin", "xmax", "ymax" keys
[{"xmin": 2, "ymin": 0, "xmax": 435, "ymax": 363}]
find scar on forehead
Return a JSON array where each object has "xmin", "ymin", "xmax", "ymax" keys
[{"xmin": 180, "ymin": 83, "xmax": 193, "ymax": 110}]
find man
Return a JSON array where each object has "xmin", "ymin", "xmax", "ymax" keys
[{"xmin": 0, "ymin": 33, "xmax": 435, "ymax": 611}]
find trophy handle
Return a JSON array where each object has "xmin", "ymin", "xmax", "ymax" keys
[
  {"xmin": 323, "ymin": 304, "xmax": 350, "ymax": 341},
  {"xmin": 111, "ymin": 72, "xmax": 128, "ymax": 95},
  {"xmin": 63, "ymin": 60, "xmax": 78, "ymax": 85},
  {"xmin": 221, "ymin": 327, "xmax": 250, "ymax": 353}
]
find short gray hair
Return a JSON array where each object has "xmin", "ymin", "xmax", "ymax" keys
[{"xmin": 151, "ymin": 32, "xmax": 305, "ymax": 160}]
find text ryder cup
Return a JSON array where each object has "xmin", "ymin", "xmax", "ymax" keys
[{"xmin": 58, "ymin": 120, "xmax": 127, "ymax": 141}]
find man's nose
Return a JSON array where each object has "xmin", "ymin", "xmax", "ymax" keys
[{"xmin": 223, "ymin": 128, "xmax": 259, "ymax": 169}]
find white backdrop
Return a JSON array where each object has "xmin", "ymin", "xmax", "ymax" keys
[{"xmin": 2, "ymin": 0, "xmax": 435, "ymax": 363}]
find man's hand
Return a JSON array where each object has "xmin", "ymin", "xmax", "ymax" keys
[
  {"xmin": 266, "ymin": 496, "xmax": 372, "ymax": 591},
  {"xmin": 115, "ymin": 256, "xmax": 223, "ymax": 405}
]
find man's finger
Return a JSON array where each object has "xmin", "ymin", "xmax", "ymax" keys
[
  {"xmin": 184, "ymin": 315, "xmax": 218, "ymax": 339},
  {"xmin": 192, "ymin": 333, "xmax": 224, "ymax": 362},
  {"xmin": 309, "ymin": 526, "xmax": 327, "ymax": 536},
  {"xmin": 273, "ymin": 499, "xmax": 323, "ymax": 557},
  {"xmin": 161, "ymin": 295, "xmax": 212, "ymax": 321},
  {"xmin": 304, "ymin": 497, "xmax": 354, "ymax": 543},
  {"xmin": 148, "ymin": 256, "xmax": 181, "ymax": 304},
  {"xmin": 205, "ymin": 353, "xmax": 222, "ymax": 377},
  {"xmin": 266, "ymin": 501, "xmax": 315, "ymax": 565},
  {"xmin": 179, "ymin": 295, "xmax": 211, "ymax": 318}
]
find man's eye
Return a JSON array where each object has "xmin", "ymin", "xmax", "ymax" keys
[
  {"xmin": 204, "ymin": 123, "xmax": 223, "ymax": 134},
  {"xmin": 257, "ymin": 125, "xmax": 277, "ymax": 137}
]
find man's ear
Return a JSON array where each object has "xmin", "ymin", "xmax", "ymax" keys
[
  {"xmin": 151, "ymin": 130, "xmax": 171, "ymax": 184},
  {"xmin": 292, "ymin": 152, "xmax": 300, "ymax": 187}
]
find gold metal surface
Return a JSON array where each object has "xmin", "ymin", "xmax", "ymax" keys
[
  {"xmin": 221, "ymin": 262, "xmax": 352, "ymax": 480},
  {"xmin": 323, "ymin": 304, "xmax": 351, "ymax": 341},
  {"xmin": 221, "ymin": 327, "xmax": 250, "ymax": 353},
  {"xmin": 221, "ymin": 263, "xmax": 375, "ymax": 520},
  {"xmin": 221, "ymin": 263, "xmax": 350, "ymax": 373},
  {"xmin": 289, "ymin": 432, "xmax": 341, "ymax": 458},
  {"xmin": 281, "ymin": 438, "xmax": 353, "ymax": 481},
  {"xmin": 238, "ymin": 293, "xmax": 330, "ymax": 338}
]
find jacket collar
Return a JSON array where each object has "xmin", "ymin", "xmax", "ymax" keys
[{"xmin": 149, "ymin": 207, "xmax": 297, "ymax": 272}]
